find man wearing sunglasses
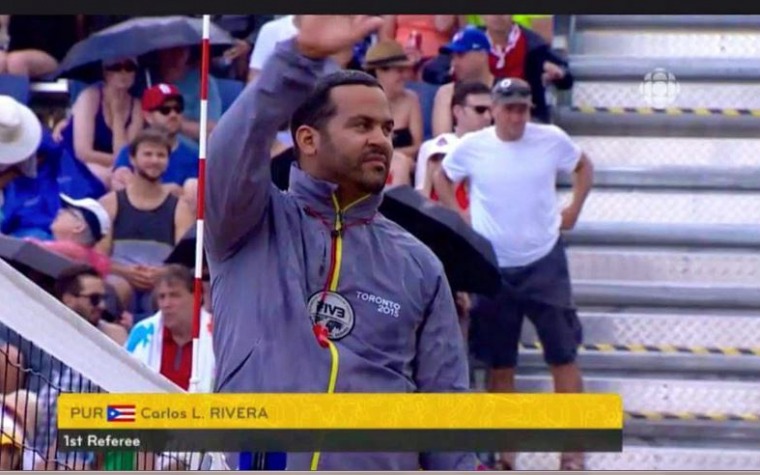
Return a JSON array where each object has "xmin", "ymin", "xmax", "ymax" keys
[
  {"xmin": 434, "ymin": 77, "xmax": 594, "ymax": 471},
  {"xmin": 33, "ymin": 266, "xmax": 128, "ymax": 470},
  {"xmin": 111, "ymin": 84, "xmax": 199, "ymax": 196},
  {"xmin": 55, "ymin": 266, "xmax": 128, "ymax": 344}
]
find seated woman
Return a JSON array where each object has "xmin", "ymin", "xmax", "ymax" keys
[
  {"xmin": 363, "ymin": 40, "xmax": 423, "ymax": 187},
  {"xmin": 59, "ymin": 57, "xmax": 143, "ymax": 189}
]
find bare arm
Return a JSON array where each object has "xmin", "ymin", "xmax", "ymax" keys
[
  {"xmin": 431, "ymin": 84, "xmax": 454, "ymax": 137},
  {"xmin": 98, "ymin": 320, "xmax": 128, "ymax": 345},
  {"xmin": 205, "ymin": 38, "xmax": 338, "ymax": 261},
  {"xmin": 95, "ymin": 191, "xmax": 117, "ymax": 256},
  {"xmin": 432, "ymin": 167, "xmax": 463, "ymax": 213},
  {"xmin": 173, "ymin": 196, "xmax": 195, "ymax": 244},
  {"xmin": 561, "ymin": 152, "xmax": 594, "ymax": 229},
  {"xmin": 124, "ymin": 99, "xmax": 144, "ymax": 142},
  {"xmin": 180, "ymin": 118, "xmax": 217, "ymax": 141},
  {"xmin": 379, "ymin": 15, "xmax": 396, "ymax": 40},
  {"xmin": 72, "ymin": 88, "xmax": 116, "ymax": 167}
]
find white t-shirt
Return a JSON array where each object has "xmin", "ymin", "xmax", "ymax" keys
[
  {"xmin": 248, "ymin": 16, "xmax": 299, "ymax": 70},
  {"xmin": 442, "ymin": 123, "xmax": 581, "ymax": 268},
  {"xmin": 414, "ymin": 133, "xmax": 459, "ymax": 190}
]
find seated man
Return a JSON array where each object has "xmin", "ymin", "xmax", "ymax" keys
[
  {"xmin": 35, "ymin": 266, "xmax": 128, "ymax": 470},
  {"xmin": 54, "ymin": 267, "xmax": 127, "ymax": 344},
  {"xmin": 111, "ymin": 84, "xmax": 199, "ymax": 199},
  {"xmin": 98, "ymin": 128, "xmax": 194, "ymax": 321},
  {"xmin": 125, "ymin": 264, "xmax": 214, "ymax": 392}
]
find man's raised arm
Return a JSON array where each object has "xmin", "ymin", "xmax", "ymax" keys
[{"xmin": 204, "ymin": 38, "xmax": 336, "ymax": 261}]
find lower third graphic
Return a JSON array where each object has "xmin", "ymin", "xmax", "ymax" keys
[{"xmin": 107, "ymin": 405, "xmax": 136, "ymax": 422}]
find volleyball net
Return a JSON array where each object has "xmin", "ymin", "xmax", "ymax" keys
[{"xmin": 0, "ymin": 258, "xmax": 220, "ymax": 470}]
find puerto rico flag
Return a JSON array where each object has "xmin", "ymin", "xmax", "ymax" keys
[{"xmin": 107, "ymin": 405, "xmax": 136, "ymax": 422}]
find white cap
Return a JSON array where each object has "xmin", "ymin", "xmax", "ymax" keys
[
  {"xmin": 423, "ymin": 134, "xmax": 456, "ymax": 161},
  {"xmin": 60, "ymin": 194, "xmax": 111, "ymax": 241},
  {"xmin": 414, "ymin": 134, "xmax": 458, "ymax": 191},
  {"xmin": 0, "ymin": 95, "xmax": 42, "ymax": 166}
]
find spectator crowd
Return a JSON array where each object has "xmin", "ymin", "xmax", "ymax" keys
[{"xmin": 0, "ymin": 14, "xmax": 590, "ymax": 471}]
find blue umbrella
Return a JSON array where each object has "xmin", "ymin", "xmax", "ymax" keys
[{"xmin": 54, "ymin": 15, "xmax": 235, "ymax": 82}]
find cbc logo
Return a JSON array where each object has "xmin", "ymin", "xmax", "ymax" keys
[{"xmin": 639, "ymin": 68, "xmax": 680, "ymax": 109}]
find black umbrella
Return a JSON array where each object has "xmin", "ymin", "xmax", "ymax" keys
[
  {"xmin": 165, "ymin": 226, "xmax": 200, "ymax": 269},
  {"xmin": 379, "ymin": 186, "xmax": 501, "ymax": 296},
  {"xmin": 54, "ymin": 15, "xmax": 235, "ymax": 82},
  {"xmin": 0, "ymin": 235, "xmax": 92, "ymax": 293}
]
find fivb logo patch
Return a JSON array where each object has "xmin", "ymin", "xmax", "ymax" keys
[
  {"xmin": 356, "ymin": 291, "xmax": 401, "ymax": 318},
  {"xmin": 307, "ymin": 291, "xmax": 355, "ymax": 340}
]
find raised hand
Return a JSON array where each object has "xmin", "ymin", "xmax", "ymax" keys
[{"xmin": 295, "ymin": 15, "xmax": 384, "ymax": 59}]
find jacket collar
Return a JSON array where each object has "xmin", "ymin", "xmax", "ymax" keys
[{"xmin": 288, "ymin": 163, "xmax": 383, "ymax": 221}]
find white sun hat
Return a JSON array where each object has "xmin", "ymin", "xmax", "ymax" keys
[{"xmin": 0, "ymin": 95, "xmax": 42, "ymax": 166}]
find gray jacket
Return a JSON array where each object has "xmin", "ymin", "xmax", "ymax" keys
[{"xmin": 205, "ymin": 38, "xmax": 477, "ymax": 471}]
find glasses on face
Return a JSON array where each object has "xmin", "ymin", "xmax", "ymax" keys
[
  {"xmin": 105, "ymin": 62, "xmax": 137, "ymax": 73},
  {"xmin": 467, "ymin": 105, "xmax": 491, "ymax": 115},
  {"xmin": 155, "ymin": 104, "xmax": 184, "ymax": 116},
  {"xmin": 77, "ymin": 293, "xmax": 105, "ymax": 307}
]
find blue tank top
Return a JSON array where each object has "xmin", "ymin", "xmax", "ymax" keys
[{"xmin": 61, "ymin": 83, "xmax": 134, "ymax": 157}]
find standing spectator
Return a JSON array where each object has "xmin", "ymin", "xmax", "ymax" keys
[
  {"xmin": 433, "ymin": 78, "xmax": 594, "ymax": 471},
  {"xmin": 111, "ymin": 84, "xmax": 198, "ymax": 199},
  {"xmin": 59, "ymin": 57, "xmax": 144, "ymax": 189},
  {"xmin": 98, "ymin": 128, "xmax": 195, "ymax": 321},
  {"xmin": 459, "ymin": 15, "xmax": 554, "ymax": 43},
  {"xmin": 246, "ymin": 15, "xmax": 300, "ymax": 83},
  {"xmin": 482, "ymin": 15, "xmax": 572, "ymax": 123},
  {"xmin": 152, "ymin": 46, "xmax": 222, "ymax": 151},
  {"xmin": 416, "ymin": 80, "xmax": 492, "ymax": 202},
  {"xmin": 205, "ymin": 16, "xmax": 477, "ymax": 470},
  {"xmin": 430, "ymin": 27, "xmax": 494, "ymax": 137},
  {"xmin": 362, "ymin": 40, "xmax": 423, "ymax": 185}
]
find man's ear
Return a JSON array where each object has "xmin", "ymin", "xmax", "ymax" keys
[{"xmin": 295, "ymin": 125, "xmax": 319, "ymax": 157}]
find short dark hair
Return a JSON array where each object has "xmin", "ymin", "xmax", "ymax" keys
[
  {"xmin": 155, "ymin": 264, "xmax": 194, "ymax": 294},
  {"xmin": 128, "ymin": 127, "xmax": 172, "ymax": 158},
  {"xmin": 54, "ymin": 266, "xmax": 101, "ymax": 300},
  {"xmin": 290, "ymin": 70, "xmax": 383, "ymax": 156},
  {"xmin": 451, "ymin": 81, "xmax": 492, "ymax": 109}
]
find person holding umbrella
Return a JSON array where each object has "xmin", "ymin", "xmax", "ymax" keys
[
  {"xmin": 58, "ymin": 56, "xmax": 144, "ymax": 190},
  {"xmin": 206, "ymin": 16, "xmax": 478, "ymax": 470}
]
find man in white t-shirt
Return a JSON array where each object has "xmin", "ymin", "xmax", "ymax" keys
[
  {"xmin": 247, "ymin": 15, "xmax": 300, "ymax": 83},
  {"xmin": 434, "ymin": 77, "xmax": 594, "ymax": 471}
]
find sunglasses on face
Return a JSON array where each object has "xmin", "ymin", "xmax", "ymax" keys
[
  {"xmin": 77, "ymin": 293, "xmax": 105, "ymax": 306},
  {"xmin": 467, "ymin": 105, "xmax": 491, "ymax": 115},
  {"xmin": 155, "ymin": 104, "xmax": 184, "ymax": 116},
  {"xmin": 105, "ymin": 62, "xmax": 137, "ymax": 73}
]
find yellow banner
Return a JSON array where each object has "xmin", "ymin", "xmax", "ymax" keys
[{"xmin": 58, "ymin": 393, "xmax": 622, "ymax": 430}]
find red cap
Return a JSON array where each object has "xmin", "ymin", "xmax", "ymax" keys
[{"xmin": 141, "ymin": 83, "xmax": 183, "ymax": 112}]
